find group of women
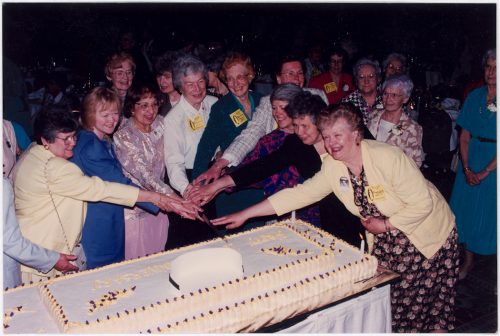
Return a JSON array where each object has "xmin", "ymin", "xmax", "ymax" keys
[{"xmin": 7, "ymin": 46, "xmax": 496, "ymax": 333}]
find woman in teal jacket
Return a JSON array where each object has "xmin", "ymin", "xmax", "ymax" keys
[{"xmin": 192, "ymin": 52, "xmax": 264, "ymax": 226}]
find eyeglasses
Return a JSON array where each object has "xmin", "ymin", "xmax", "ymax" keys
[
  {"xmin": 226, "ymin": 74, "xmax": 250, "ymax": 84},
  {"xmin": 135, "ymin": 102, "xmax": 159, "ymax": 110},
  {"xmin": 357, "ymin": 74, "xmax": 377, "ymax": 81},
  {"xmin": 330, "ymin": 59, "xmax": 343, "ymax": 65},
  {"xmin": 112, "ymin": 70, "xmax": 134, "ymax": 78},
  {"xmin": 387, "ymin": 64, "xmax": 403, "ymax": 72},
  {"xmin": 281, "ymin": 71, "xmax": 304, "ymax": 78},
  {"xmin": 55, "ymin": 134, "xmax": 77, "ymax": 144},
  {"xmin": 382, "ymin": 92, "xmax": 403, "ymax": 99}
]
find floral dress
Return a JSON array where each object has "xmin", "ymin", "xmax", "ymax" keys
[{"xmin": 349, "ymin": 167, "xmax": 459, "ymax": 332}]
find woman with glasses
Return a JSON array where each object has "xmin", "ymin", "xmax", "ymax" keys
[
  {"xmin": 70, "ymin": 87, "xmax": 200, "ymax": 268},
  {"xmin": 113, "ymin": 83, "xmax": 175, "ymax": 259},
  {"xmin": 191, "ymin": 52, "xmax": 265, "ymax": 229},
  {"xmin": 105, "ymin": 52, "xmax": 136, "ymax": 107},
  {"xmin": 367, "ymin": 75, "xmax": 423, "ymax": 167},
  {"xmin": 342, "ymin": 58, "xmax": 383, "ymax": 125},
  {"xmin": 11, "ymin": 107, "xmax": 189, "ymax": 281}
]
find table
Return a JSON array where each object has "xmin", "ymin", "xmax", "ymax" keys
[{"xmin": 260, "ymin": 267, "xmax": 398, "ymax": 333}]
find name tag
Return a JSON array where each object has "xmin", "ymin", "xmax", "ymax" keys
[
  {"xmin": 151, "ymin": 124, "xmax": 164, "ymax": 141},
  {"xmin": 188, "ymin": 113, "xmax": 205, "ymax": 131},
  {"xmin": 339, "ymin": 176, "xmax": 349, "ymax": 192},
  {"xmin": 365, "ymin": 184, "xmax": 386, "ymax": 203},
  {"xmin": 229, "ymin": 109, "xmax": 248, "ymax": 127},
  {"xmin": 324, "ymin": 82, "xmax": 338, "ymax": 94}
]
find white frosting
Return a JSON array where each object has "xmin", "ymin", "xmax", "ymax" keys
[
  {"xmin": 5, "ymin": 220, "xmax": 378, "ymax": 333},
  {"xmin": 169, "ymin": 248, "xmax": 243, "ymax": 292}
]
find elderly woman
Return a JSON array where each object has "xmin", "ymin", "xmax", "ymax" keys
[
  {"xmin": 194, "ymin": 92, "xmax": 365, "ymax": 247},
  {"xmin": 191, "ymin": 52, "xmax": 264, "ymax": 224},
  {"xmin": 450, "ymin": 49, "xmax": 496, "ymax": 280},
  {"xmin": 163, "ymin": 52, "xmax": 219, "ymax": 249},
  {"xmin": 367, "ymin": 75, "xmax": 423, "ymax": 167},
  {"xmin": 11, "ymin": 108, "xmax": 182, "ymax": 281},
  {"xmin": 105, "ymin": 52, "xmax": 136, "ymax": 107},
  {"xmin": 342, "ymin": 57, "xmax": 383, "ymax": 125},
  {"xmin": 71, "ymin": 87, "xmax": 199, "ymax": 269},
  {"xmin": 213, "ymin": 103, "xmax": 459, "ymax": 332},
  {"xmin": 155, "ymin": 51, "xmax": 181, "ymax": 116},
  {"xmin": 382, "ymin": 52, "xmax": 407, "ymax": 79},
  {"xmin": 114, "ymin": 83, "xmax": 174, "ymax": 259}
]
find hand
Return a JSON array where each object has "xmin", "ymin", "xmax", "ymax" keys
[
  {"xmin": 464, "ymin": 169, "xmax": 481, "ymax": 186},
  {"xmin": 188, "ymin": 183, "xmax": 220, "ymax": 206},
  {"xmin": 211, "ymin": 211, "xmax": 248, "ymax": 230},
  {"xmin": 360, "ymin": 217, "xmax": 388, "ymax": 235},
  {"xmin": 159, "ymin": 193, "xmax": 203, "ymax": 221},
  {"xmin": 182, "ymin": 183, "xmax": 200, "ymax": 201},
  {"xmin": 477, "ymin": 170, "xmax": 490, "ymax": 182},
  {"xmin": 54, "ymin": 253, "xmax": 79, "ymax": 273},
  {"xmin": 194, "ymin": 159, "xmax": 229, "ymax": 185}
]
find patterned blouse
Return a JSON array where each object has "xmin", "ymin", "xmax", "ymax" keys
[
  {"xmin": 342, "ymin": 90, "xmax": 383, "ymax": 125},
  {"xmin": 113, "ymin": 116, "xmax": 174, "ymax": 219},
  {"xmin": 367, "ymin": 109, "xmax": 423, "ymax": 167}
]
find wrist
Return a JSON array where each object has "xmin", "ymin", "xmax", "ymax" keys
[
  {"xmin": 463, "ymin": 166, "xmax": 472, "ymax": 174},
  {"xmin": 485, "ymin": 166, "xmax": 493, "ymax": 173},
  {"xmin": 384, "ymin": 218, "xmax": 390, "ymax": 232}
]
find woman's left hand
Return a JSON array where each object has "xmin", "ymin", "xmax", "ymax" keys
[{"xmin": 360, "ymin": 217, "xmax": 387, "ymax": 234}]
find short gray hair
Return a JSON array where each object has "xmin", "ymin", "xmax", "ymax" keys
[
  {"xmin": 382, "ymin": 53, "xmax": 407, "ymax": 73},
  {"xmin": 172, "ymin": 53, "xmax": 208, "ymax": 91},
  {"xmin": 382, "ymin": 74, "xmax": 414, "ymax": 98},
  {"xmin": 270, "ymin": 83, "xmax": 303, "ymax": 103},
  {"xmin": 353, "ymin": 58, "xmax": 381, "ymax": 85},
  {"xmin": 482, "ymin": 49, "xmax": 496, "ymax": 67}
]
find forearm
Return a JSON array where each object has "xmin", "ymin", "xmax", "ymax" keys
[{"xmin": 240, "ymin": 199, "xmax": 277, "ymax": 220}]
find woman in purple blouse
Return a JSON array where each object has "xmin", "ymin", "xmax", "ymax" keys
[{"xmin": 114, "ymin": 83, "xmax": 173, "ymax": 259}]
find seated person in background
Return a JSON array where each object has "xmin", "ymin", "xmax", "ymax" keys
[
  {"xmin": 191, "ymin": 52, "xmax": 265, "ymax": 228},
  {"xmin": 367, "ymin": 74, "xmax": 423, "ymax": 167},
  {"xmin": 194, "ymin": 54, "xmax": 328, "ymax": 185},
  {"xmin": 3, "ymin": 178, "xmax": 78, "ymax": 289},
  {"xmin": 342, "ymin": 57, "xmax": 383, "ymax": 125},
  {"xmin": 308, "ymin": 46, "xmax": 354, "ymax": 104},
  {"xmin": 191, "ymin": 91, "xmax": 366, "ymax": 246},
  {"xmin": 155, "ymin": 51, "xmax": 181, "ymax": 116},
  {"xmin": 382, "ymin": 52, "xmax": 407, "ymax": 79},
  {"xmin": 163, "ymin": 53, "xmax": 219, "ymax": 249},
  {"xmin": 42, "ymin": 72, "xmax": 72, "ymax": 112}
]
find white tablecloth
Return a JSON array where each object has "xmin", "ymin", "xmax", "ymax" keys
[{"xmin": 278, "ymin": 284, "xmax": 391, "ymax": 333}]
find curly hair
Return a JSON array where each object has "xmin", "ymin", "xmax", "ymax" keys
[{"xmin": 284, "ymin": 90, "xmax": 327, "ymax": 124}]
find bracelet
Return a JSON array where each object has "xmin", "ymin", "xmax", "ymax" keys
[
  {"xmin": 463, "ymin": 166, "xmax": 472, "ymax": 174},
  {"xmin": 485, "ymin": 166, "xmax": 493, "ymax": 173},
  {"xmin": 384, "ymin": 218, "xmax": 390, "ymax": 232}
]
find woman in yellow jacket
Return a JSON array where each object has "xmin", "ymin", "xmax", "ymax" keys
[
  {"xmin": 12, "ymin": 108, "xmax": 200, "ymax": 282},
  {"xmin": 212, "ymin": 103, "xmax": 459, "ymax": 333}
]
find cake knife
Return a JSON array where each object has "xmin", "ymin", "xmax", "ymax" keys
[{"xmin": 201, "ymin": 213, "xmax": 229, "ymax": 245}]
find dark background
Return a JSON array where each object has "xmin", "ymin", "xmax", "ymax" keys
[{"xmin": 2, "ymin": 2, "xmax": 496, "ymax": 90}]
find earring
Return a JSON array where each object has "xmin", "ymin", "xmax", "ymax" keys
[{"xmin": 43, "ymin": 144, "xmax": 50, "ymax": 150}]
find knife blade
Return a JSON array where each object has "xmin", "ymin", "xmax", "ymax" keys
[{"xmin": 201, "ymin": 213, "xmax": 229, "ymax": 244}]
